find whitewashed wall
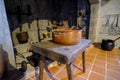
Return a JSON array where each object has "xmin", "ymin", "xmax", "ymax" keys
[
  {"xmin": 0, "ymin": 0, "xmax": 15, "ymax": 67},
  {"xmin": 89, "ymin": 3, "xmax": 100, "ymax": 42},
  {"xmin": 96, "ymin": 0, "xmax": 120, "ymax": 48}
]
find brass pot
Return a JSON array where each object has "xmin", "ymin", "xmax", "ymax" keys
[
  {"xmin": 43, "ymin": 32, "xmax": 50, "ymax": 39},
  {"xmin": 52, "ymin": 29, "xmax": 82, "ymax": 45}
]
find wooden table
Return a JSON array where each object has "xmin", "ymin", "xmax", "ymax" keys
[{"xmin": 32, "ymin": 39, "xmax": 91, "ymax": 80}]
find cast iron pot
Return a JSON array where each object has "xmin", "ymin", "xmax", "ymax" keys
[{"xmin": 101, "ymin": 37, "xmax": 120, "ymax": 51}]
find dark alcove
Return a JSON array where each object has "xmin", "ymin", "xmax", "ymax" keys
[{"xmin": 5, "ymin": 0, "xmax": 90, "ymax": 38}]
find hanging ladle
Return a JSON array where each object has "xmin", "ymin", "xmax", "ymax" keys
[{"xmin": 101, "ymin": 36, "xmax": 120, "ymax": 51}]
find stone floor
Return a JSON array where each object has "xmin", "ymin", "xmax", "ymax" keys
[{"xmin": 19, "ymin": 45, "xmax": 120, "ymax": 80}]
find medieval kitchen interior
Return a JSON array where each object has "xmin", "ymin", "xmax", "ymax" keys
[{"xmin": 0, "ymin": 0, "xmax": 120, "ymax": 80}]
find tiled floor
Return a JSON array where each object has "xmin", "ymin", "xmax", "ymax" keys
[{"xmin": 20, "ymin": 44, "xmax": 120, "ymax": 80}]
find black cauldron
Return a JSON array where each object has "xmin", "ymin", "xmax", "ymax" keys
[
  {"xmin": 101, "ymin": 37, "xmax": 120, "ymax": 51},
  {"xmin": 101, "ymin": 39, "xmax": 114, "ymax": 51}
]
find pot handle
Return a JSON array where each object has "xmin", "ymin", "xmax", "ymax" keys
[{"xmin": 114, "ymin": 36, "xmax": 120, "ymax": 41}]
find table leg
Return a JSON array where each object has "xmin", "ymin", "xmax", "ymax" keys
[
  {"xmin": 39, "ymin": 56, "xmax": 45, "ymax": 80},
  {"xmin": 82, "ymin": 51, "xmax": 85, "ymax": 72},
  {"xmin": 66, "ymin": 63, "xmax": 73, "ymax": 80}
]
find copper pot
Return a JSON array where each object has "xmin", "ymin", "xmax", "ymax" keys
[
  {"xmin": 52, "ymin": 29, "xmax": 82, "ymax": 45},
  {"xmin": 16, "ymin": 32, "xmax": 29, "ymax": 44}
]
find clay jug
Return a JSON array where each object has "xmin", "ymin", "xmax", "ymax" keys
[{"xmin": 16, "ymin": 32, "xmax": 29, "ymax": 44}]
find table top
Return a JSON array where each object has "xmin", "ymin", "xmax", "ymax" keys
[{"xmin": 32, "ymin": 39, "xmax": 91, "ymax": 64}]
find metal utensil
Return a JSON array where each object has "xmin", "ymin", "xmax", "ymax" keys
[
  {"xmin": 108, "ymin": 15, "xmax": 116, "ymax": 35},
  {"xmin": 115, "ymin": 15, "xmax": 120, "ymax": 34},
  {"xmin": 101, "ymin": 15, "xmax": 110, "ymax": 34}
]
